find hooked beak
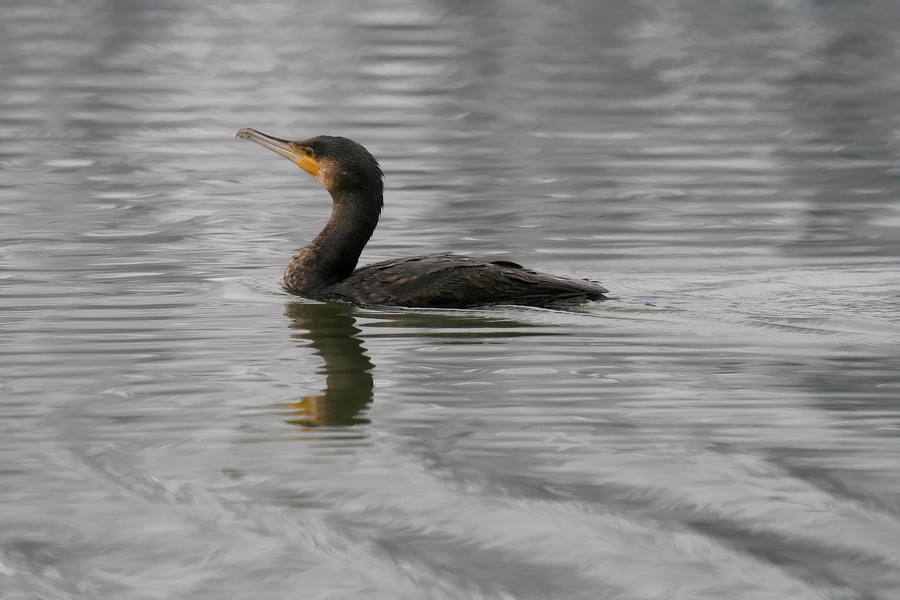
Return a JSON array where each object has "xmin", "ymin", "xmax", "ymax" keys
[{"xmin": 236, "ymin": 128, "xmax": 319, "ymax": 177}]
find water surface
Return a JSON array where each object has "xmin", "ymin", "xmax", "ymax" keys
[{"xmin": 2, "ymin": 1, "xmax": 900, "ymax": 599}]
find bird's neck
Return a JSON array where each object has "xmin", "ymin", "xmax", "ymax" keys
[{"xmin": 283, "ymin": 188, "xmax": 382, "ymax": 292}]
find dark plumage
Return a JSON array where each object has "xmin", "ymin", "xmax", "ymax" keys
[{"xmin": 236, "ymin": 128, "xmax": 608, "ymax": 308}]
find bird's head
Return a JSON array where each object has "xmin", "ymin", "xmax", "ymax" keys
[{"xmin": 236, "ymin": 128, "xmax": 384, "ymax": 198}]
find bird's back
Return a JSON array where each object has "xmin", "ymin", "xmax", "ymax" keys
[{"xmin": 323, "ymin": 254, "xmax": 607, "ymax": 308}]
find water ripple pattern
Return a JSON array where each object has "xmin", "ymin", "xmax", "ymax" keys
[{"xmin": 2, "ymin": 1, "xmax": 899, "ymax": 599}]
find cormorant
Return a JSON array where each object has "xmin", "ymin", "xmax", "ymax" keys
[{"xmin": 236, "ymin": 128, "xmax": 608, "ymax": 308}]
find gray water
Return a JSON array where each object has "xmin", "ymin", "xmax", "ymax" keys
[{"xmin": 2, "ymin": 1, "xmax": 900, "ymax": 599}]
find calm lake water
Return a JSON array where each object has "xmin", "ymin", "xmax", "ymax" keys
[{"xmin": 2, "ymin": 1, "xmax": 900, "ymax": 599}]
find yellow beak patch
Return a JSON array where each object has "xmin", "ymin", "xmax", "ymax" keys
[{"xmin": 236, "ymin": 128, "xmax": 319, "ymax": 177}]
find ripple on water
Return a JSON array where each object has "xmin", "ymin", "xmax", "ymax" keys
[{"xmin": 2, "ymin": 0, "xmax": 900, "ymax": 598}]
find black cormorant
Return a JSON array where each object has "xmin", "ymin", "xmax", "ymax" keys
[{"xmin": 236, "ymin": 128, "xmax": 607, "ymax": 308}]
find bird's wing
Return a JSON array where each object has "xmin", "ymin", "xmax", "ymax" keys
[{"xmin": 333, "ymin": 254, "xmax": 606, "ymax": 308}]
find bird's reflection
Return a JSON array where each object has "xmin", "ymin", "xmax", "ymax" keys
[{"xmin": 283, "ymin": 302, "xmax": 374, "ymax": 427}]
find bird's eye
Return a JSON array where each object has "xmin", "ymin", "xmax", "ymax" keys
[{"xmin": 304, "ymin": 147, "xmax": 315, "ymax": 158}]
